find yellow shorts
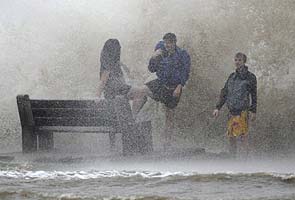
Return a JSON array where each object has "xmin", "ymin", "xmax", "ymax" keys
[{"xmin": 227, "ymin": 111, "xmax": 249, "ymax": 137}]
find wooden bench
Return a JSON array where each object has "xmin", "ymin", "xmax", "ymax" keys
[{"xmin": 16, "ymin": 95, "xmax": 153, "ymax": 155}]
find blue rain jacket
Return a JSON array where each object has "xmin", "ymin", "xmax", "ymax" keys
[{"xmin": 148, "ymin": 41, "xmax": 191, "ymax": 87}]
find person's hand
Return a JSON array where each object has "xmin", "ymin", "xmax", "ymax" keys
[
  {"xmin": 213, "ymin": 109, "xmax": 219, "ymax": 118},
  {"xmin": 97, "ymin": 87, "xmax": 102, "ymax": 98},
  {"xmin": 250, "ymin": 112, "xmax": 256, "ymax": 121},
  {"xmin": 94, "ymin": 89, "xmax": 104, "ymax": 103},
  {"xmin": 173, "ymin": 85, "xmax": 182, "ymax": 97},
  {"xmin": 152, "ymin": 49, "xmax": 163, "ymax": 58},
  {"xmin": 94, "ymin": 96, "xmax": 105, "ymax": 103}
]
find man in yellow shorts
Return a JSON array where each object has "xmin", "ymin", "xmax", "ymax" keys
[{"xmin": 213, "ymin": 53, "xmax": 257, "ymax": 157}]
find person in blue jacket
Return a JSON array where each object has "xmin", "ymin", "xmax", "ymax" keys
[{"xmin": 146, "ymin": 33, "xmax": 191, "ymax": 148}]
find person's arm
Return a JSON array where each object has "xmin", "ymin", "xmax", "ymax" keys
[
  {"xmin": 213, "ymin": 78, "xmax": 229, "ymax": 118},
  {"xmin": 249, "ymin": 75, "xmax": 257, "ymax": 113},
  {"xmin": 97, "ymin": 70, "xmax": 110, "ymax": 97},
  {"xmin": 180, "ymin": 50, "xmax": 191, "ymax": 87},
  {"xmin": 216, "ymin": 79, "xmax": 229, "ymax": 110},
  {"xmin": 148, "ymin": 49, "xmax": 163, "ymax": 73},
  {"xmin": 214, "ymin": 74, "xmax": 236, "ymax": 117},
  {"xmin": 173, "ymin": 51, "xmax": 191, "ymax": 97},
  {"xmin": 120, "ymin": 61, "xmax": 130, "ymax": 75},
  {"xmin": 249, "ymin": 74, "xmax": 257, "ymax": 121}
]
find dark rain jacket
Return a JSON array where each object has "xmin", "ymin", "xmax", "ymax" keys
[{"xmin": 216, "ymin": 66, "xmax": 257, "ymax": 115}]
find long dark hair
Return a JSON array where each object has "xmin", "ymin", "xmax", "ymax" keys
[{"xmin": 100, "ymin": 39, "xmax": 121, "ymax": 78}]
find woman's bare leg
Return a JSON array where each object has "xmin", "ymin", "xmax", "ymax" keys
[
  {"xmin": 239, "ymin": 134, "xmax": 249, "ymax": 159},
  {"xmin": 229, "ymin": 136, "xmax": 237, "ymax": 157},
  {"xmin": 164, "ymin": 107, "xmax": 175, "ymax": 149},
  {"xmin": 127, "ymin": 86, "xmax": 152, "ymax": 116}
]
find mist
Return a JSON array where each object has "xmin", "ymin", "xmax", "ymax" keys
[{"xmin": 1, "ymin": 0, "xmax": 295, "ymax": 155}]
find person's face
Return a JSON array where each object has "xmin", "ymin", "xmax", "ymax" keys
[
  {"xmin": 164, "ymin": 40, "xmax": 176, "ymax": 53},
  {"xmin": 234, "ymin": 56, "xmax": 245, "ymax": 68}
]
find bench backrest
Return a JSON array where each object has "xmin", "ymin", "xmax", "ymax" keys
[
  {"xmin": 31, "ymin": 99, "xmax": 117, "ymax": 127},
  {"xmin": 17, "ymin": 95, "xmax": 134, "ymax": 129}
]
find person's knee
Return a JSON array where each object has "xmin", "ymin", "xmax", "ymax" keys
[
  {"xmin": 130, "ymin": 86, "xmax": 150, "ymax": 98},
  {"xmin": 127, "ymin": 87, "xmax": 142, "ymax": 99},
  {"xmin": 141, "ymin": 86, "xmax": 152, "ymax": 97},
  {"xmin": 165, "ymin": 102, "xmax": 178, "ymax": 110}
]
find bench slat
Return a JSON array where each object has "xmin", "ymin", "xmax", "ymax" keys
[
  {"xmin": 30, "ymin": 99, "xmax": 109, "ymax": 109},
  {"xmin": 35, "ymin": 126, "xmax": 117, "ymax": 133},
  {"xmin": 32, "ymin": 108, "xmax": 116, "ymax": 119},
  {"xmin": 34, "ymin": 117, "xmax": 117, "ymax": 127}
]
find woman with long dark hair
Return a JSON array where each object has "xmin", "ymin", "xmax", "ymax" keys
[
  {"xmin": 98, "ymin": 39, "xmax": 131, "ymax": 99},
  {"xmin": 97, "ymin": 39, "xmax": 149, "ymax": 115}
]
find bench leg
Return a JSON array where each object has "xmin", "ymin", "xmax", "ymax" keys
[
  {"xmin": 136, "ymin": 121, "xmax": 153, "ymax": 154},
  {"xmin": 121, "ymin": 121, "xmax": 153, "ymax": 155},
  {"xmin": 122, "ymin": 125, "xmax": 136, "ymax": 156},
  {"xmin": 38, "ymin": 131, "xmax": 54, "ymax": 150},
  {"xmin": 109, "ymin": 132, "xmax": 116, "ymax": 150},
  {"xmin": 22, "ymin": 126, "xmax": 37, "ymax": 152}
]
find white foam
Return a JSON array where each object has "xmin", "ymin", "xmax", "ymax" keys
[
  {"xmin": 0, "ymin": 170, "xmax": 194, "ymax": 180},
  {"xmin": 0, "ymin": 169, "xmax": 294, "ymax": 181}
]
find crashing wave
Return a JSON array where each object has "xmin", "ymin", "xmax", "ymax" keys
[{"xmin": 0, "ymin": 170, "xmax": 294, "ymax": 183}]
